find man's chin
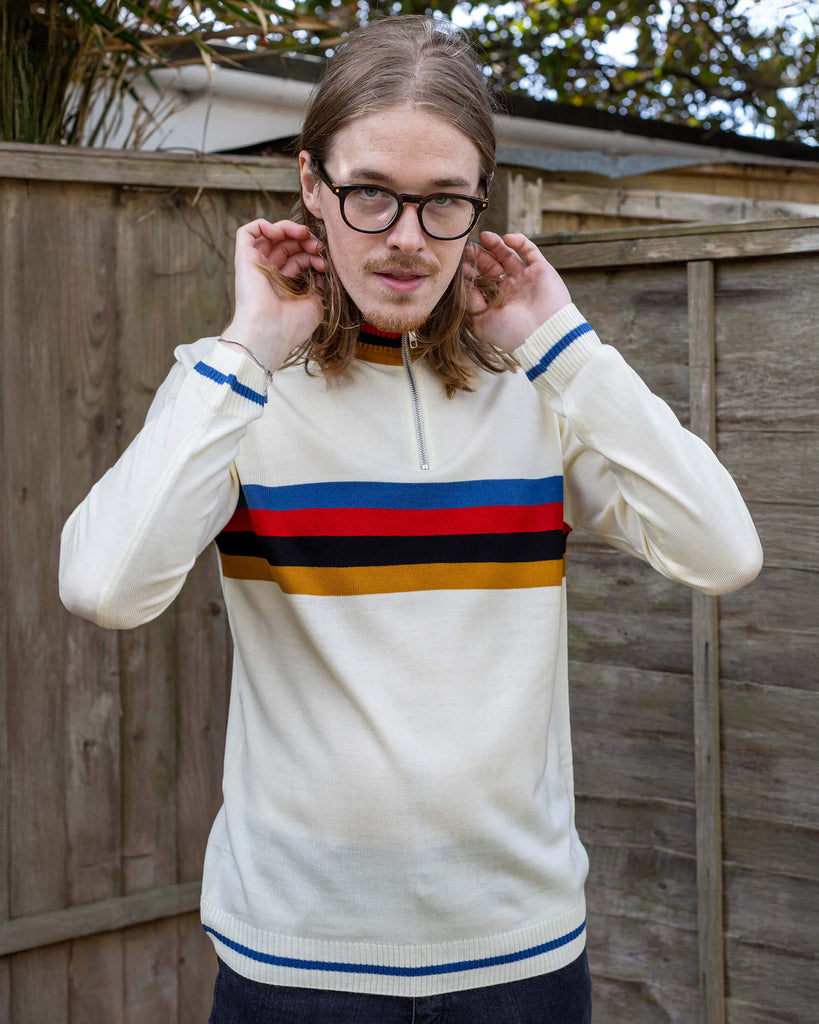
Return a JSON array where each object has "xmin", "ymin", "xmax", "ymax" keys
[{"xmin": 360, "ymin": 306, "xmax": 430, "ymax": 335}]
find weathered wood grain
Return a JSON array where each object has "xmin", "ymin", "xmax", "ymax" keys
[
  {"xmin": 590, "ymin": 972, "xmax": 699, "ymax": 1024},
  {"xmin": 718, "ymin": 566, "xmax": 819, "ymax": 692},
  {"xmin": 115, "ymin": 184, "xmax": 209, "ymax": 1024},
  {"xmin": 0, "ymin": 163, "xmax": 12, "ymax": 1024},
  {"xmin": 566, "ymin": 539, "xmax": 693, "ymax": 683},
  {"xmin": 688, "ymin": 259, "xmax": 726, "ymax": 1024},
  {"xmin": 712, "ymin": 256, "xmax": 819, "ymax": 432},
  {"xmin": 717, "ymin": 429, "xmax": 819, "ymax": 507},
  {"xmin": 586, "ymin": 842, "xmax": 697, "ymax": 930},
  {"xmin": 123, "ymin": 921, "xmax": 178, "ymax": 1023},
  {"xmin": 723, "ymin": 816, "xmax": 819, "ymax": 882},
  {"xmin": 11, "ymin": 946, "xmax": 70, "ymax": 1024},
  {"xmin": 538, "ymin": 219, "xmax": 819, "ymax": 269},
  {"xmin": 570, "ymin": 661, "xmax": 695, "ymax": 806},
  {"xmin": 725, "ymin": 999, "xmax": 805, "ymax": 1024},
  {"xmin": 721, "ymin": 680, "xmax": 819, "ymax": 828},
  {"xmin": 0, "ymin": 882, "xmax": 201, "ymax": 957},
  {"xmin": 723, "ymin": 863, "xmax": 819, "ymax": 954},
  {"xmin": 575, "ymin": 795, "xmax": 696, "ymax": 858},
  {"xmin": 569, "ymin": 610, "xmax": 692, "ymax": 675},
  {"xmin": 52, "ymin": 182, "xmax": 125, "ymax": 1023},
  {"xmin": 559, "ymin": 263, "xmax": 691, "ymax": 418},
  {"xmin": 0, "ymin": 141, "xmax": 299, "ymax": 192},
  {"xmin": 587, "ymin": 910, "xmax": 699, "ymax": 1013},
  {"xmin": 3, "ymin": 178, "xmax": 71, "ymax": 1018},
  {"xmin": 746, "ymin": 502, "xmax": 819, "ymax": 572},
  {"xmin": 175, "ymin": 557, "xmax": 230, "ymax": 884},
  {"xmin": 566, "ymin": 546, "xmax": 692, "ymax": 616},
  {"xmin": 533, "ymin": 179, "xmax": 819, "ymax": 223},
  {"xmin": 723, "ymin": 936, "xmax": 819, "ymax": 1019},
  {"xmin": 178, "ymin": 912, "xmax": 219, "ymax": 1022}
]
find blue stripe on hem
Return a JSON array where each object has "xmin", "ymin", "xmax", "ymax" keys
[
  {"xmin": 525, "ymin": 322, "xmax": 593, "ymax": 383},
  {"xmin": 202, "ymin": 920, "xmax": 585, "ymax": 978},
  {"xmin": 194, "ymin": 361, "xmax": 267, "ymax": 406}
]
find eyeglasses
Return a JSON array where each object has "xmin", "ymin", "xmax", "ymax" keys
[{"xmin": 312, "ymin": 158, "xmax": 488, "ymax": 241}]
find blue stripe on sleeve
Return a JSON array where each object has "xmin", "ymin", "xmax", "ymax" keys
[
  {"xmin": 525, "ymin": 322, "xmax": 593, "ymax": 383},
  {"xmin": 203, "ymin": 919, "xmax": 585, "ymax": 978},
  {"xmin": 194, "ymin": 361, "xmax": 267, "ymax": 406}
]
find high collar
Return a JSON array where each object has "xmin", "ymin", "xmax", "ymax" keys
[{"xmin": 355, "ymin": 321, "xmax": 421, "ymax": 366}]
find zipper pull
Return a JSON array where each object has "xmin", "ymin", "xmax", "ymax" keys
[{"xmin": 408, "ymin": 333, "xmax": 418, "ymax": 350}]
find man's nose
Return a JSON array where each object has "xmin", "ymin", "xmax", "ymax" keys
[{"xmin": 385, "ymin": 203, "xmax": 426, "ymax": 251}]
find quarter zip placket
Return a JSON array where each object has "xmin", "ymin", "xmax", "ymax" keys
[{"xmin": 402, "ymin": 334, "xmax": 430, "ymax": 471}]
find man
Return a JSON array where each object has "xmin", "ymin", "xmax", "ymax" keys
[{"xmin": 59, "ymin": 15, "xmax": 762, "ymax": 1023}]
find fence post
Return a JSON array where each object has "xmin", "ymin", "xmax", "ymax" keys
[{"xmin": 688, "ymin": 259, "xmax": 726, "ymax": 1024}]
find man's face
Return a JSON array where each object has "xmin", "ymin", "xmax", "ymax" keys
[{"xmin": 299, "ymin": 106, "xmax": 484, "ymax": 333}]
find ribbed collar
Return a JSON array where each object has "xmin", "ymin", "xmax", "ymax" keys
[{"xmin": 355, "ymin": 321, "xmax": 420, "ymax": 365}]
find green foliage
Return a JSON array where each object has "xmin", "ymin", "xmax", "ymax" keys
[
  {"xmin": 285, "ymin": 0, "xmax": 819, "ymax": 145},
  {"xmin": 0, "ymin": 1, "xmax": 329, "ymax": 145},
  {"xmin": 2, "ymin": 1, "xmax": 817, "ymax": 147}
]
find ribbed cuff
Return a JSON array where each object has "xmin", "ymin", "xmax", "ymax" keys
[
  {"xmin": 515, "ymin": 304, "xmax": 601, "ymax": 396},
  {"xmin": 191, "ymin": 338, "xmax": 271, "ymax": 415}
]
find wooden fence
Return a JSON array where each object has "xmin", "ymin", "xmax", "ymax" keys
[
  {"xmin": 1, "ymin": 143, "xmax": 817, "ymax": 1023},
  {"xmin": 543, "ymin": 220, "xmax": 819, "ymax": 1024}
]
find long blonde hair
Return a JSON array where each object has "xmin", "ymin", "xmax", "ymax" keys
[{"xmin": 269, "ymin": 16, "xmax": 516, "ymax": 396}]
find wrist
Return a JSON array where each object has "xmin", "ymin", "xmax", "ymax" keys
[
  {"xmin": 221, "ymin": 316, "xmax": 289, "ymax": 373},
  {"xmin": 218, "ymin": 337, "xmax": 274, "ymax": 381}
]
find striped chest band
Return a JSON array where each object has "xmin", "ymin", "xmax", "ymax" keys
[{"xmin": 215, "ymin": 476, "xmax": 569, "ymax": 596}]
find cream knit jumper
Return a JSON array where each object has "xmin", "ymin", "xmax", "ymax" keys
[{"xmin": 59, "ymin": 304, "xmax": 762, "ymax": 996}]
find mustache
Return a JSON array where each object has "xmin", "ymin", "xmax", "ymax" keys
[{"xmin": 361, "ymin": 254, "xmax": 440, "ymax": 276}]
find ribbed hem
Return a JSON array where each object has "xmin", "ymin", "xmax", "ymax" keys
[
  {"xmin": 191, "ymin": 339, "xmax": 271, "ymax": 413},
  {"xmin": 515, "ymin": 304, "xmax": 601, "ymax": 396},
  {"xmin": 201, "ymin": 899, "xmax": 587, "ymax": 997}
]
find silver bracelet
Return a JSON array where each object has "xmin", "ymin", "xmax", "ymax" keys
[{"xmin": 218, "ymin": 336, "xmax": 273, "ymax": 381}]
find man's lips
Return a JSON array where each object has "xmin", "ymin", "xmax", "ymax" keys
[
  {"xmin": 373, "ymin": 269, "xmax": 429, "ymax": 293},
  {"xmin": 362, "ymin": 256, "xmax": 440, "ymax": 295}
]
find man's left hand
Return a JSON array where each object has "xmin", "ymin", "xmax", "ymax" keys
[{"xmin": 463, "ymin": 232, "xmax": 572, "ymax": 353}]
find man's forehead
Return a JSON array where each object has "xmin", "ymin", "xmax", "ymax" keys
[{"xmin": 326, "ymin": 110, "xmax": 483, "ymax": 190}]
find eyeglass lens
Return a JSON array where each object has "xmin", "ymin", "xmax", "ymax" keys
[{"xmin": 342, "ymin": 187, "xmax": 476, "ymax": 238}]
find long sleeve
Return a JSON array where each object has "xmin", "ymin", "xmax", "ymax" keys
[
  {"xmin": 515, "ymin": 304, "xmax": 763, "ymax": 596},
  {"xmin": 59, "ymin": 338, "xmax": 270, "ymax": 629}
]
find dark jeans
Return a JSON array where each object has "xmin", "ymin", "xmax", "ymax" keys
[{"xmin": 209, "ymin": 950, "xmax": 591, "ymax": 1023}]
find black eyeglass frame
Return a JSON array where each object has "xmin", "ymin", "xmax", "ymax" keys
[{"xmin": 312, "ymin": 158, "xmax": 488, "ymax": 241}]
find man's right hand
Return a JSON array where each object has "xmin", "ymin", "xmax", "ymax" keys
[{"xmin": 220, "ymin": 219, "xmax": 326, "ymax": 373}]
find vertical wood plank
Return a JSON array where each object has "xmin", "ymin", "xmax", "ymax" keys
[
  {"xmin": 116, "ymin": 188, "xmax": 184, "ymax": 1024},
  {"xmin": 688, "ymin": 259, "xmax": 726, "ymax": 1024},
  {"xmin": 4, "ymin": 178, "xmax": 70, "ymax": 1022},
  {"xmin": 507, "ymin": 172, "xmax": 544, "ymax": 235},
  {"xmin": 60, "ymin": 183, "xmax": 124, "ymax": 1023},
  {"xmin": 176, "ymin": 560, "xmax": 231, "ymax": 1018},
  {"xmin": 0, "ymin": 179, "xmax": 13, "ymax": 1024}
]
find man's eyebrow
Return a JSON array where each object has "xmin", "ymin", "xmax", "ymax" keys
[{"xmin": 344, "ymin": 167, "xmax": 475, "ymax": 191}]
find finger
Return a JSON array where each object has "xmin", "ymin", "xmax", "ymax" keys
[
  {"xmin": 279, "ymin": 251, "xmax": 326, "ymax": 278},
  {"xmin": 463, "ymin": 240, "xmax": 505, "ymax": 278},
  {"xmin": 476, "ymin": 231, "xmax": 528, "ymax": 272},
  {"xmin": 264, "ymin": 236, "xmax": 323, "ymax": 261},
  {"xmin": 237, "ymin": 220, "xmax": 320, "ymax": 256},
  {"xmin": 501, "ymin": 233, "xmax": 547, "ymax": 267},
  {"xmin": 240, "ymin": 218, "xmax": 312, "ymax": 240}
]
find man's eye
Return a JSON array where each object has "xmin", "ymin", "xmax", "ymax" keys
[
  {"xmin": 431, "ymin": 195, "xmax": 455, "ymax": 208},
  {"xmin": 358, "ymin": 187, "xmax": 386, "ymax": 200}
]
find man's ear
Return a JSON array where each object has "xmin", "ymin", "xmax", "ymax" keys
[{"xmin": 299, "ymin": 151, "xmax": 323, "ymax": 220}]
